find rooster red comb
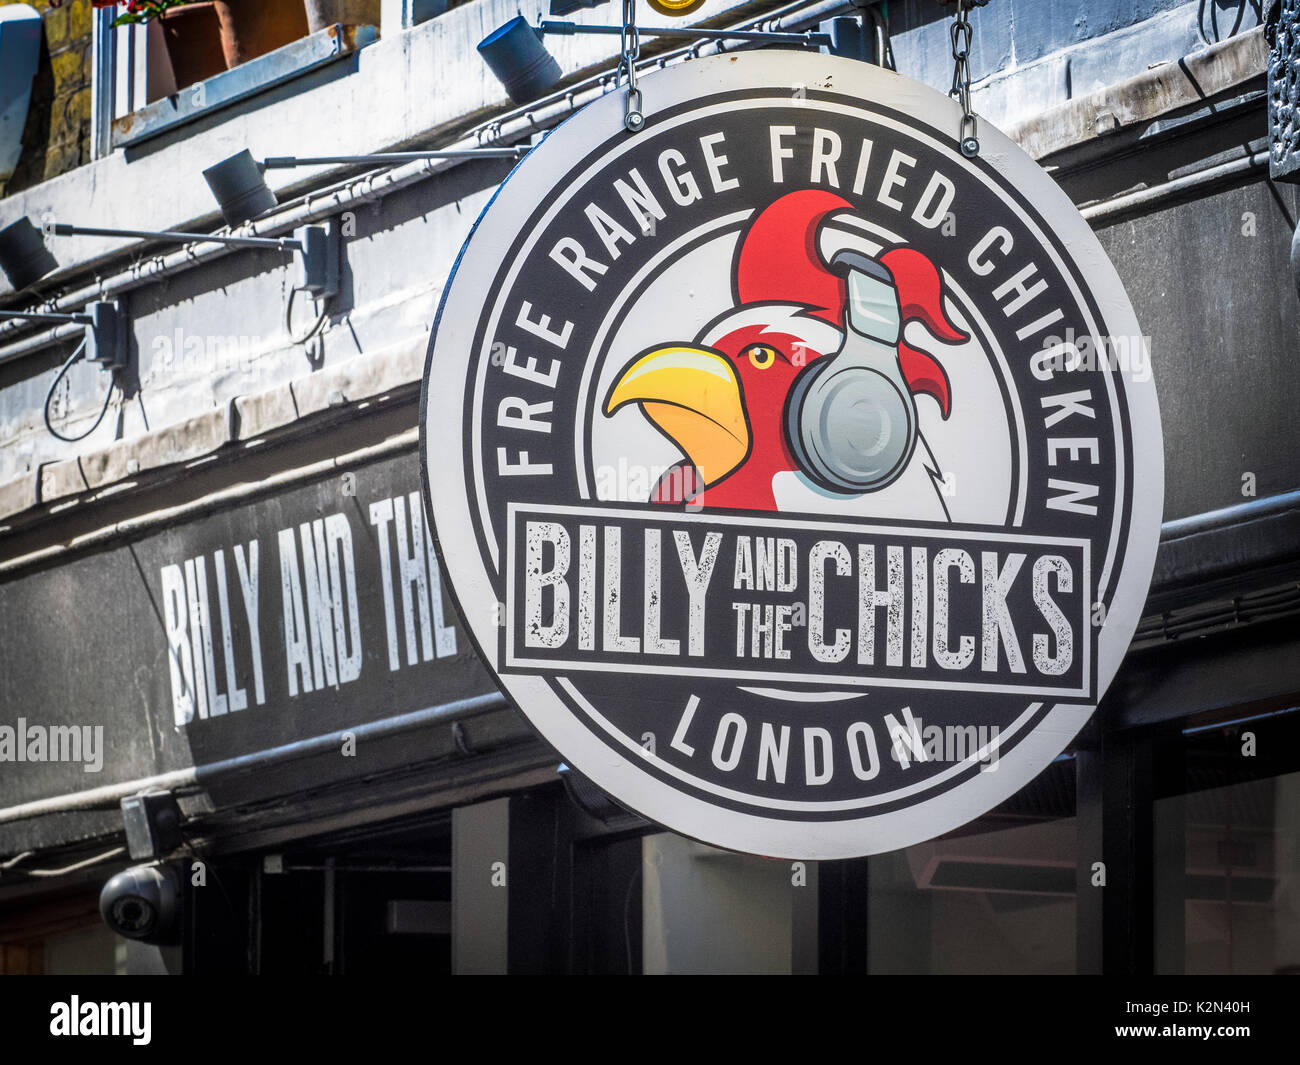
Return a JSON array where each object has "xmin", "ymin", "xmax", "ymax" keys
[
  {"xmin": 735, "ymin": 190, "xmax": 968, "ymax": 417},
  {"xmin": 736, "ymin": 189, "xmax": 852, "ymax": 323}
]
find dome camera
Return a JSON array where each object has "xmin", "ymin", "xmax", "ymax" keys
[{"xmin": 99, "ymin": 864, "xmax": 181, "ymax": 945}]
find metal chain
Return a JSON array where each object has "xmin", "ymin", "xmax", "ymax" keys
[
  {"xmin": 618, "ymin": 0, "xmax": 644, "ymax": 132},
  {"xmin": 949, "ymin": 0, "xmax": 987, "ymax": 158}
]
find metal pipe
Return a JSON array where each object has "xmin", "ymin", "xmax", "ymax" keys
[
  {"xmin": 0, "ymin": 0, "xmax": 858, "ymax": 364},
  {"xmin": 1181, "ymin": 705, "xmax": 1300, "ymax": 736},
  {"xmin": 0, "ymin": 321, "xmax": 82, "ymax": 358},
  {"xmin": 322, "ymin": 857, "xmax": 335, "ymax": 970},
  {"xmin": 1159, "ymin": 485, "xmax": 1300, "ymax": 541},
  {"xmin": 249, "ymin": 862, "xmax": 263, "ymax": 974},
  {"xmin": 0, "ymin": 691, "xmax": 511, "ymax": 827},
  {"xmin": 1080, "ymin": 149, "xmax": 1268, "ymax": 224}
]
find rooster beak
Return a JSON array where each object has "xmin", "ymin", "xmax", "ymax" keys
[{"xmin": 604, "ymin": 345, "xmax": 751, "ymax": 486}]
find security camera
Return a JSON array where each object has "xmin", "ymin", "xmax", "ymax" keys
[{"xmin": 99, "ymin": 864, "xmax": 181, "ymax": 945}]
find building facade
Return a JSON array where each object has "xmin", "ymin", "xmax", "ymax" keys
[{"xmin": 0, "ymin": 0, "xmax": 1297, "ymax": 975}]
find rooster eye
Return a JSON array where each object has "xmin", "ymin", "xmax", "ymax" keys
[{"xmin": 745, "ymin": 345, "xmax": 777, "ymax": 370}]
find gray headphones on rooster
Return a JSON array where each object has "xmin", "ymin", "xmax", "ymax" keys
[{"xmin": 784, "ymin": 249, "xmax": 922, "ymax": 495}]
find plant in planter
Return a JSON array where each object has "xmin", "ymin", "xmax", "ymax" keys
[
  {"xmin": 95, "ymin": 1, "xmax": 309, "ymax": 71},
  {"xmin": 212, "ymin": 1, "xmax": 310, "ymax": 68},
  {"xmin": 93, "ymin": 0, "xmax": 195, "ymax": 27},
  {"xmin": 93, "ymin": 2, "xmax": 226, "ymax": 91}
]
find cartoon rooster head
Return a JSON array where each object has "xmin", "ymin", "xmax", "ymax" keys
[{"xmin": 603, "ymin": 189, "xmax": 968, "ymax": 512}]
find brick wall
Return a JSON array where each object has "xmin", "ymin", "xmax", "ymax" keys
[{"xmin": 2, "ymin": 0, "xmax": 94, "ymax": 197}]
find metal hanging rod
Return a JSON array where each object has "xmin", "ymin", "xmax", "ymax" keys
[
  {"xmin": 0, "ymin": 308, "xmax": 93, "ymax": 325},
  {"xmin": 540, "ymin": 21, "xmax": 834, "ymax": 46},
  {"xmin": 261, "ymin": 148, "xmax": 527, "ymax": 169},
  {"xmin": 46, "ymin": 222, "xmax": 301, "ymax": 251}
]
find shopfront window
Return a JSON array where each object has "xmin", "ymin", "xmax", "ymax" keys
[
  {"xmin": 1153, "ymin": 707, "xmax": 1300, "ymax": 975},
  {"xmin": 628, "ymin": 759, "xmax": 1081, "ymax": 974},
  {"xmin": 867, "ymin": 817, "xmax": 1078, "ymax": 975},
  {"xmin": 641, "ymin": 833, "xmax": 800, "ymax": 975},
  {"xmin": 866, "ymin": 757, "xmax": 1078, "ymax": 975}
]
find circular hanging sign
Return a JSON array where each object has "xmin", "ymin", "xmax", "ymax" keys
[{"xmin": 421, "ymin": 52, "xmax": 1162, "ymax": 859}]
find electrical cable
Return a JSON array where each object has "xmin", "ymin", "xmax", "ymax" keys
[
  {"xmin": 284, "ymin": 285, "xmax": 331, "ymax": 345},
  {"xmin": 42, "ymin": 337, "xmax": 117, "ymax": 443},
  {"xmin": 871, "ymin": 2, "xmax": 896, "ymax": 71},
  {"xmin": 623, "ymin": 863, "xmax": 642, "ymax": 974},
  {"xmin": 1198, "ymin": 0, "xmax": 1254, "ymax": 46},
  {"xmin": 182, "ymin": 843, "xmax": 243, "ymax": 930},
  {"xmin": 0, "ymin": 845, "xmax": 126, "ymax": 878}
]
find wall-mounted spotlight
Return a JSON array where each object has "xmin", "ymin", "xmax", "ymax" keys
[
  {"xmin": 479, "ymin": 16, "xmax": 842, "ymax": 105},
  {"xmin": 0, "ymin": 216, "xmax": 60, "ymax": 291},
  {"xmin": 43, "ymin": 219, "xmax": 339, "ymax": 299},
  {"xmin": 201, "ymin": 150, "xmax": 279, "ymax": 229},
  {"xmin": 478, "ymin": 17, "xmax": 566, "ymax": 104},
  {"xmin": 203, "ymin": 145, "xmax": 528, "ymax": 227}
]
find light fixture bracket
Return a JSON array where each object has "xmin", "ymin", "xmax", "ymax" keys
[
  {"xmin": 45, "ymin": 219, "xmax": 336, "ymax": 301},
  {"xmin": 0, "ymin": 299, "xmax": 125, "ymax": 371},
  {"xmin": 295, "ymin": 222, "xmax": 340, "ymax": 298},
  {"xmin": 85, "ymin": 300, "xmax": 128, "ymax": 371}
]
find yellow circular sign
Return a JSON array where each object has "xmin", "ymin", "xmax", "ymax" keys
[{"xmin": 646, "ymin": 0, "xmax": 707, "ymax": 16}]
